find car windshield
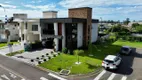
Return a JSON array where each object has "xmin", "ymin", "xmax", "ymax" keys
[
  {"xmin": 104, "ymin": 60, "xmax": 114, "ymax": 63},
  {"xmin": 121, "ymin": 47, "xmax": 129, "ymax": 51}
]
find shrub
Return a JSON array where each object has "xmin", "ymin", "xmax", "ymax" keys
[
  {"xmin": 51, "ymin": 51, "xmax": 54, "ymax": 54},
  {"xmin": 53, "ymin": 54, "xmax": 56, "ymax": 57},
  {"xmin": 48, "ymin": 56, "xmax": 51, "ymax": 59},
  {"xmin": 36, "ymin": 57, "xmax": 39, "ymax": 59},
  {"xmin": 46, "ymin": 53, "xmax": 49, "ymax": 56},
  {"xmin": 58, "ymin": 52, "xmax": 60, "ymax": 55},
  {"xmin": 57, "ymin": 67, "xmax": 62, "ymax": 71},
  {"xmin": 41, "ymin": 55, "xmax": 44, "ymax": 58},
  {"xmin": 38, "ymin": 61, "xmax": 41, "ymax": 64},
  {"xmin": 62, "ymin": 48, "xmax": 67, "ymax": 53},
  {"xmin": 43, "ymin": 59, "xmax": 46, "ymax": 62},
  {"xmin": 31, "ymin": 59, "xmax": 34, "ymax": 62}
]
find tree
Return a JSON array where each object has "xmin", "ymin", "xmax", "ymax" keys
[
  {"xmin": 123, "ymin": 18, "xmax": 130, "ymax": 25},
  {"xmin": 135, "ymin": 25, "xmax": 142, "ymax": 33},
  {"xmin": 132, "ymin": 23, "xmax": 139, "ymax": 29},
  {"xmin": 74, "ymin": 50, "xmax": 84, "ymax": 64}
]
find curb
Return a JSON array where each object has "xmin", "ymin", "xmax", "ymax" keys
[{"xmin": 65, "ymin": 68, "xmax": 103, "ymax": 79}]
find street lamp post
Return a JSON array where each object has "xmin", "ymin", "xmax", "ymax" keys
[{"xmin": 0, "ymin": 5, "xmax": 7, "ymax": 23}]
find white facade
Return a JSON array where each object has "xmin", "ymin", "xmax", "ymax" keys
[
  {"xmin": 43, "ymin": 11, "xmax": 57, "ymax": 18},
  {"xmin": 18, "ymin": 19, "xmax": 41, "ymax": 43},
  {"xmin": 91, "ymin": 23, "xmax": 98, "ymax": 43},
  {"xmin": 77, "ymin": 23, "xmax": 83, "ymax": 48}
]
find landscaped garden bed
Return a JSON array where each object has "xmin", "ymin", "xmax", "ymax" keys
[
  {"xmin": 6, "ymin": 50, "xmax": 24, "ymax": 56},
  {"xmin": 0, "ymin": 42, "xmax": 19, "ymax": 48}
]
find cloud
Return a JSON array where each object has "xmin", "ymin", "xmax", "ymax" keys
[
  {"xmin": 59, "ymin": 0, "xmax": 142, "ymax": 8},
  {"xmin": 24, "ymin": 4, "xmax": 56, "ymax": 11},
  {"xmin": 0, "ymin": 3, "xmax": 17, "ymax": 9}
]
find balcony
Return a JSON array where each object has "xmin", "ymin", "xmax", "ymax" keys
[{"xmin": 42, "ymin": 29, "xmax": 54, "ymax": 35}]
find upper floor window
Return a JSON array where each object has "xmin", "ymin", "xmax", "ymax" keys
[{"xmin": 32, "ymin": 25, "xmax": 38, "ymax": 31}]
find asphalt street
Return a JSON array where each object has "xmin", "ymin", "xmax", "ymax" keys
[
  {"xmin": 93, "ymin": 48, "xmax": 142, "ymax": 80},
  {"xmin": 0, "ymin": 54, "xmax": 66, "ymax": 80}
]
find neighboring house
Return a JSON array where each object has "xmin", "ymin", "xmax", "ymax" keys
[
  {"xmin": 12, "ymin": 7, "xmax": 99, "ymax": 51},
  {"xmin": 4, "ymin": 22, "xmax": 19, "ymax": 41}
]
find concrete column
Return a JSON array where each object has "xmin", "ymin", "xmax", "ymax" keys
[
  {"xmin": 91, "ymin": 23, "xmax": 98, "ymax": 43},
  {"xmin": 38, "ymin": 23, "xmax": 42, "ymax": 41},
  {"xmin": 54, "ymin": 23, "xmax": 58, "ymax": 51},
  {"xmin": 62, "ymin": 23, "xmax": 66, "ymax": 48},
  {"xmin": 77, "ymin": 23, "xmax": 83, "ymax": 48}
]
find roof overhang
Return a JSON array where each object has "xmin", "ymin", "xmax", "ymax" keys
[{"xmin": 40, "ymin": 18, "xmax": 87, "ymax": 23}]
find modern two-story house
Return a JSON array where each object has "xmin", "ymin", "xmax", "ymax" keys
[{"xmin": 12, "ymin": 7, "xmax": 99, "ymax": 52}]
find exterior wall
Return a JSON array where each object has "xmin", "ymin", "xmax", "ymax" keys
[
  {"xmin": 5, "ymin": 23, "xmax": 19, "ymax": 41},
  {"xmin": 91, "ymin": 23, "xmax": 98, "ymax": 43},
  {"xmin": 27, "ymin": 34, "xmax": 40, "ymax": 42},
  {"xmin": 20, "ymin": 20, "xmax": 41, "ymax": 42},
  {"xmin": 54, "ymin": 23, "xmax": 59, "ymax": 51},
  {"xmin": 69, "ymin": 7, "xmax": 92, "ymax": 46},
  {"xmin": 77, "ymin": 23, "xmax": 83, "ymax": 48},
  {"xmin": 43, "ymin": 11, "xmax": 57, "ymax": 18},
  {"xmin": 62, "ymin": 23, "xmax": 66, "ymax": 48}
]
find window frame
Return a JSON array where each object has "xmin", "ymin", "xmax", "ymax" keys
[{"xmin": 32, "ymin": 24, "xmax": 38, "ymax": 31}]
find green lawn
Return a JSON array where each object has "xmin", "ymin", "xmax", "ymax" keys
[
  {"xmin": 39, "ymin": 43, "xmax": 122, "ymax": 74},
  {"xmin": 0, "ymin": 42, "xmax": 19, "ymax": 48},
  {"xmin": 39, "ymin": 54, "xmax": 102, "ymax": 74},
  {"xmin": 113, "ymin": 40, "xmax": 142, "ymax": 48}
]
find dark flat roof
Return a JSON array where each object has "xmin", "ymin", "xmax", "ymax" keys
[
  {"xmin": 43, "ymin": 11, "xmax": 57, "ymax": 13},
  {"xmin": 40, "ymin": 18, "xmax": 86, "ymax": 23},
  {"xmin": 40, "ymin": 18, "xmax": 99, "ymax": 23}
]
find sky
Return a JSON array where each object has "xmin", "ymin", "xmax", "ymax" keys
[{"xmin": 0, "ymin": 0, "xmax": 142, "ymax": 21}]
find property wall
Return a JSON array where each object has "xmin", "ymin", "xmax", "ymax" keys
[
  {"xmin": 77, "ymin": 23, "xmax": 83, "ymax": 48},
  {"xmin": 91, "ymin": 23, "xmax": 98, "ymax": 43}
]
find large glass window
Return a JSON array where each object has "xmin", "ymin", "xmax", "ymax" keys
[
  {"xmin": 32, "ymin": 25, "xmax": 38, "ymax": 31},
  {"xmin": 25, "ymin": 22, "xmax": 28, "ymax": 29}
]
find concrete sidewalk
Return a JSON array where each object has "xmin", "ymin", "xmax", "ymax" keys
[{"xmin": 0, "ymin": 44, "xmax": 24, "ymax": 55}]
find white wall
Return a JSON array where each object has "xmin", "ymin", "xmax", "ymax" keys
[
  {"xmin": 91, "ymin": 23, "xmax": 98, "ymax": 43},
  {"xmin": 77, "ymin": 23, "xmax": 83, "ymax": 48},
  {"xmin": 62, "ymin": 23, "xmax": 66, "ymax": 48},
  {"xmin": 43, "ymin": 12, "xmax": 57, "ymax": 18}
]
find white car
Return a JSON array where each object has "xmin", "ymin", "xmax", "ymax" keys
[{"xmin": 102, "ymin": 55, "xmax": 122, "ymax": 70}]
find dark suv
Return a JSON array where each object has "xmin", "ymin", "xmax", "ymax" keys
[{"xmin": 119, "ymin": 46, "xmax": 132, "ymax": 55}]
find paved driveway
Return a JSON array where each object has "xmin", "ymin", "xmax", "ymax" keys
[{"xmin": 93, "ymin": 48, "xmax": 142, "ymax": 80}]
